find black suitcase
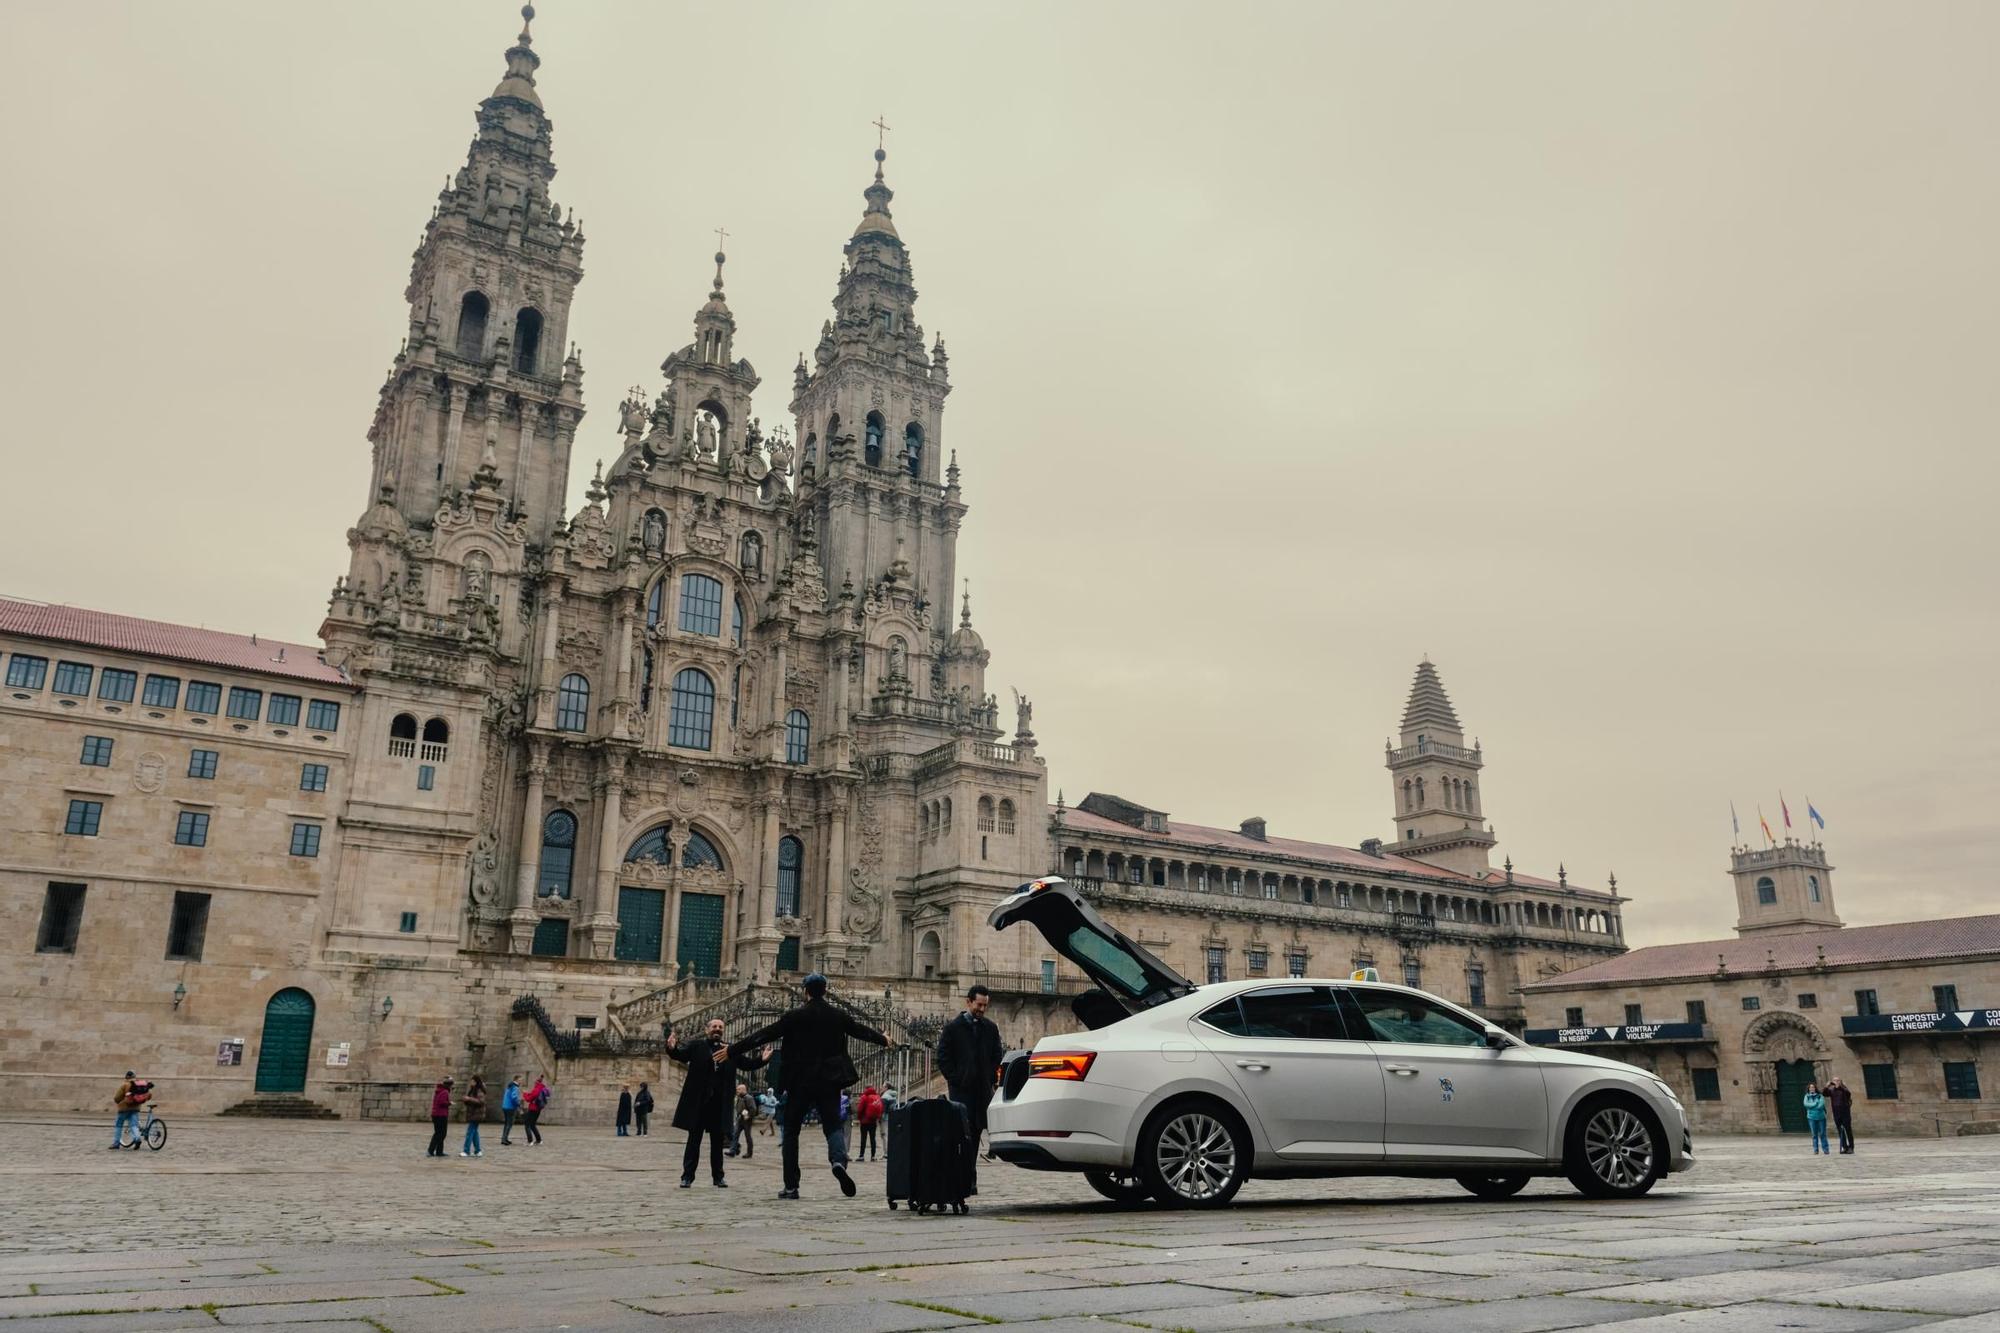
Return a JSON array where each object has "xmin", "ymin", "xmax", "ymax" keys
[{"xmin": 885, "ymin": 1097, "xmax": 975, "ymax": 1214}]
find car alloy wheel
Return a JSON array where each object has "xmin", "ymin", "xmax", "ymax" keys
[
  {"xmin": 1576, "ymin": 1096, "xmax": 1656, "ymax": 1192},
  {"xmin": 1144, "ymin": 1107, "xmax": 1244, "ymax": 1207}
]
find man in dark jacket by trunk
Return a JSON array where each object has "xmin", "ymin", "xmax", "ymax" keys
[
  {"xmin": 728, "ymin": 974, "xmax": 888, "ymax": 1200},
  {"xmin": 668, "ymin": 1018, "xmax": 768, "ymax": 1187},
  {"xmin": 937, "ymin": 984, "xmax": 1004, "ymax": 1153}
]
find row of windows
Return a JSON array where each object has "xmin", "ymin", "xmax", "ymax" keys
[
  {"xmin": 64, "ymin": 800, "xmax": 320, "ymax": 856},
  {"xmin": 1679, "ymin": 1062, "xmax": 1977, "ymax": 1104},
  {"xmin": 555, "ymin": 664, "xmax": 811, "ymax": 762},
  {"xmin": 454, "ymin": 291, "xmax": 544, "ymax": 374},
  {"xmin": 536, "ymin": 814, "xmax": 730, "ymax": 898},
  {"xmin": 4, "ymin": 654, "xmax": 341, "ymax": 730},
  {"xmin": 74, "ymin": 738, "xmax": 328, "ymax": 792},
  {"xmin": 1754, "ymin": 874, "xmax": 1824, "ymax": 905},
  {"xmin": 36, "ymin": 883, "xmax": 213, "ymax": 960},
  {"xmin": 1567, "ymin": 986, "xmax": 1966, "ymax": 1030},
  {"xmin": 1195, "ymin": 984, "xmax": 1492, "ymax": 1048}
]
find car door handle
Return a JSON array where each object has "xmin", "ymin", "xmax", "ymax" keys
[
  {"xmin": 1384, "ymin": 1064, "xmax": 1419, "ymax": 1076},
  {"xmin": 1235, "ymin": 1060, "xmax": 1270, "ymax": 1072}
]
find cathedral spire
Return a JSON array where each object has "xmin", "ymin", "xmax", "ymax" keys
[
  {"xmin": 1400, "ymin": 658, "xmax": 1463, "ymax": 738},
  {"xmin": 491, "ymin": 5, "xmax": 543, "ymax": 109}
]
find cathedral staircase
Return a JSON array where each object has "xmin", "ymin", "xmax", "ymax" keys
[{"xmin": 219, "ymin": 1094, "xmax": 341, "ymax": 1120}]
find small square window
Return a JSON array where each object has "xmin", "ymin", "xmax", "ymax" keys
[
  {"xmin": 52, "ymin": 660, "xmax": 94, "ymax": 697},
  {"xmin": 1205, "ymin": 947, "xmax": 1227, "ymax": 984},
  {"xmin": 1944, "ymin": 1061, "xmax": 1981, "ymax": 1100},
  {"xmin": 165, "ymin": 891, "xmax": 211, "ymax": 961},
  {"xmin": 80, "ymin": 735, "xmax": 114, "ymax": 767},
  {"xmin": 399, "ymin": 911, "xmax": 419, "ymax": 933},
  {"xmin": 1691, "ymin": 1068, "xmax": 1721, "ymax": 1101},
  {"xmin": 174, "ymin": 810, "xmax": 209, "ymax": 847},
  {"xmin": 1624, "ymin": 1004, "xmax": 1644, "ymax": 1026},
  {"xmin": 1467, "ymin": 969, "xmax": 1486, "ymax": 1007},
  {"xmin": 1741, "ymin": 995, "xmax": 1761, "ymax": 1011},
  {"xmin": 6, "ymin": 654, "xmax": 49, "ymax": 689},
  {"xmin": 417, "ymin": 764, "xmax": 436, "ymax": 791},
  {"xmin": 1862, "ymin": 1063, "xmax": 1899, "ymax": 1100},
  {"xmin": 1855, "ymin": 989, "xmax": 1880, "ymax": 1016},
  {"xmin": 307, "ymin": 699, "xmax": 341, "ymax": 732},
  {"xmin": 1686, "ymin": 1000, "xmax": 1708, "ymax": 1026},
  {"xmin": 1797, "ymin": 993, "xmax": 1818, "ymax": 1009},
  {"xmin": 290, "ymin": 822, "xmax": 322, "ymax": 858},
  {"xmin": 1288, "ymin": 952, "xmax": 1307, "ymax": 979},
  {"xmin": 1935, "ymin": 984, "xmax": 1960, "ymax": 1013},
  {"xmin": 187, "ymin": 749, "xmax": 218, "ymax": 780},
  {"xmin": 1247, "ymin": 949, "xmax": 1269, "ymax": 973},
  {"xmin": 141, "ymin": 674, "xmax": 181, "ymax": 708},
  {"xmin": 185, "ymin": 681, "xmax": 222, "ymax": 715},
  {"xmin": 1402, "ymin": 962, "xmax": 1422, "ymax": 989},
  {"xmin": 98, "ymin": 668, "xmax": 137, "ymax": 702},
  {"xmin": 531, "ymin": 917, "xmax": 569, "ymax": 956},
  {"xmin": 64, "ymin": 800, "xmax": 103, "ymax": 837},
  {"xmin": 1565, "ymin": 1006, "xmax": 1585, "ymax": 1027},
  {"xmin": 36, "ymin": 883, "xmax": 86, "ymax": 954},
  {"xmin": 225, "ymin": 687, "xmax": 263, "ymax": 721},
  {"xmin": 300, "ymin": 763, "xmax": 329, "ymax": 793},
  {"xmin": 268, "ymin": 694, "xmax": 302, "ymax": 726}
]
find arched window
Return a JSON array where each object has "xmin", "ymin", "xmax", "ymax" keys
[
  {"xmin": 864, "ymin": 411, "xmax": 885, "ymax": 467},
  {"xmin": 826, "ymin": 414, "xmax": 841, "ymax": 453},
  {"xmin": 785, "ymin": 709, "xmax": 810, "ymax": 764},
  {"xmin": 777, "ymin": 835, "xmax": 803, "ymax": 917},
  {"xmin": 977, "ymin": 796, "xmax": 995, "ymax": 831},
  {"xmin": 627, "ymin": 826, "xmax": 672, "ymax": 863},
  {"xmin": 669, "ymin": 668, "xmax": 715, "ymax": 749},
  {"xmin": 646, "ymin": 579, "xmax": 667, "ymax": 628},
  {"xmin": 1464, "ymin": 782, "xmax": 1476, "ymax": 813},
  {"xmin": 998, "ymin": 799, "xmax": 1016, "ymax": 834},
  {"xmin": 682, "ymin": 830, "xmax": 722, "ymax": 869},
  {"xmin": 1415, "ymin": 778, "xmax": 1426, "ymax": 808},
  {"xmin": 1756, "ymin": 876, "xmax": 1777, "ymax": 906},
  {"xmin": 940, "ymin": 797, "xmax": 953, "ymax": 832},
  {"xmin": 740, "ymin": 531, "xmax": 763, "ymax": 580},
  {"xmin": 1808, "ymin": 875, "xmax": 1821, "ymax": 903},
  {"xmin": 903, "ymin": 422, "xmax": 923, "ymax": 477},
  {"xmin": 539, "ymin": 810, "xmax": 576, "ymax": 897},
  {"xmin": 555, "ymin": 674, "xmax": 590, "ymax": 732},
  {"xmin": 679, "ymin": 573, "xmax": 724, "ymax": 636},
  {"xmin": 731, "ymin": 595, "xmax": 745, "ymax": 648},
  {"xmin": 389, "ymin": 712, "xmax": 417, "ymax": 757},
  {"xmin": 916, "ymin": 930, "xmax": 941, "ymax": 978},
  {"xmin": 421, "ymin": 718, "xmax": 449, "ymax": 744},
  {"xmin": 455, "ymin": 291, "xmax": 489, "ymax": 360},
  {"xmin": 1402, "ymin": 779, "xmax": 1412, "ymax": 811},
  {"xmin": 512, "ymin": 307, "xmax": 543, "ymax": 374}
]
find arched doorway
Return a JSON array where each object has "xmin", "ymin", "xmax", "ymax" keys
[
  {"xmin": 254, "ymin": 988, "xmax": 316, "ymax": 1094},
  {"xmin": 1774, "ymin": 1059, "xmax": 1815, "ymax": 1133}
]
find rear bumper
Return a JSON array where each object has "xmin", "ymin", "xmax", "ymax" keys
[{"xmin": 987, "ymin": 1077, "xmax": 1144, "ymax": 1170}]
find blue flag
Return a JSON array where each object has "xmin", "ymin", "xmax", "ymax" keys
[{"xmin": 1808, "ymin": 802, "xmax": 1825, "ymax": 830}]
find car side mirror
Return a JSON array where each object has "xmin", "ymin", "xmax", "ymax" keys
[{"xmin": 1483, "ymin": 1030, "xmax": 1510, "ymax": 1050}]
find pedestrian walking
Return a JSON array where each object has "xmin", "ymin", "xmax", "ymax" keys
[
  {"xmin": 730, "ymin": 1082, "xmax": 758, "ymax": 1158},
  {"xmin": 500, "ymin": 1075, "xmax": 522, "ymax": 1145},
  {"xmin": 855, "ymin": 1084, "xmax": 885, "ymax": 1161},
  {"xmin": 1825, "ymin": 1077, "xmax": 1855, "ymax": 1153},
  {"xmin": 1804, "ymin": 1082, "xmax": 1830, "ymax": 1154},
  {"xmin": 522, "ymin": 1076, "xmax": 549, "ymax": 1145},
  {"xmin": 427, "ymin": 1076, "xmax": 454, "ymax": 1157},
  {"xmin": 616, "ymin": 1085, "xmax": 633, "ymax": 1137},
  {"xmin": 460, "ymin": 1076, "xmax": 486, "ymax": 1157},
  {"xmin": 667, "ymin": 1018, "xmax": 769, "ymax": 1188},
  {"xmin": 110, "ymin": 1071, "xmax": 148, "ymax": 1150},
  {"xmin": 726, "ymin": 973, "xmax": 889, "ymax": 1200},
  {"xmin": 634, "ymin": 1082, "xmax": 654, "ymax": 1136},
  {"xmin": 937, "ymin": 984, "xmax": 1004, "ymax": 1158}
]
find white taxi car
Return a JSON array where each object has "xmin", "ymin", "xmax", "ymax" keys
[{"xmin": 985, "ymin": 878, "xmax": 1694, "ymax": 1208}]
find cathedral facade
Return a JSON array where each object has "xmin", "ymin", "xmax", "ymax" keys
[{"xmin": 0, "ymin": 12, "xmax": 1623, "ymax": 1119}]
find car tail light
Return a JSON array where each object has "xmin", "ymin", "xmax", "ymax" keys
[{"xmin": 1027, "ymin": 1051, "xmax": 1095, "ymax": 1081}]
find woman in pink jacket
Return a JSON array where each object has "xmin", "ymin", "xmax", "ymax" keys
[{"xmin": 426, "ymin": 1076, "xmax": 454, "ymax": 1157}]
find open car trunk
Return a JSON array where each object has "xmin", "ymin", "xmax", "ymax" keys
[{"xmin": 987, "ymin": 877, "xmax": 1197, "ymax": 1029}]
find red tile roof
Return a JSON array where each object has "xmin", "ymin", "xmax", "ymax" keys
[
  {"xmin": 1521, "ymin": 914, "xmax": 2000, "ymax": 990},
  {"xmin": 0, "ymin": 595, "xmax": 351, "ymax": 687},
  {"xmin": 1051, "ymin": 804, "xmax": 1600, "ymax": 896}
]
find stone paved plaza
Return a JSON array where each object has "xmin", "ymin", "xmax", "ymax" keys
[{"xmin": 4, "ymin": 1117, "xmax": 2000, "ymax": 1331}]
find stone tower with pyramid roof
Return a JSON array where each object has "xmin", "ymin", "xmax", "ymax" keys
[{"xmin": 1386, "ymin": 659, "xmax": 1498, "ymax": 875}]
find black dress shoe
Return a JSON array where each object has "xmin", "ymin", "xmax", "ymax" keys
[
  {"xmin": 832, "ymin": 1165, "xmax": 856, "ymax": 1197},
  {"xmin": 777, "ymin": 1188, "xmax": 800, "ymax": 1199},
  {"xmin": 679, "ymin": 1178, "xmax": 693, "ymax": 1189},
  {"xmin": 713, "ymin": 1179, "xmax": 728, "ymax": 1188}
]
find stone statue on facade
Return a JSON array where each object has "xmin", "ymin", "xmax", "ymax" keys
[
  {"xmin": 695, "ymin": 412, "xmax": 718, "ymax": 460},
  {"xmin": 641, "ymin": 509, "xmax": 666, "ymax": 556}
]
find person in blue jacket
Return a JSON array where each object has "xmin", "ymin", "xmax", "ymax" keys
[
  {"xmin": 1803, "ymin": 1082, "xmax": 1830, "ymax": 1154},
  {"xmin": 499, "ymin": 1075, "xmax": 523, "ymax": 1146}
]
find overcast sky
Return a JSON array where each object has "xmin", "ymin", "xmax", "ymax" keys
[{"xmin": 4, "ymin": 2, "xmax": 1995, "ymax": 946}]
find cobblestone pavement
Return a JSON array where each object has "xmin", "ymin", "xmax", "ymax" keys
[{"xmin": 4, "ymin": 1117, "xmax": 2000, "ymax": 1331}]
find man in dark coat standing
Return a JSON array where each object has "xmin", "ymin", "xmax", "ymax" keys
[
  {"xmin": 937, "ymin": 984, "xmax": 1004, "ymax": 1154},
  {"xmin": 728, "ymin": 973, "xmax": 888, "ymax": 1200},
  {"xmin": 667, "ymin": 1018, "xmax": 768, "ymax": 1188},
  {"xmin": 1825, "ymin": 1076, "xmax": 1856, "ymax": 1153}
]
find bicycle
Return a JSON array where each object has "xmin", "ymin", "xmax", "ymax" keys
[{"xmin": 127, "ymin": 1103, "xmax": 167, "ymax": 1151}]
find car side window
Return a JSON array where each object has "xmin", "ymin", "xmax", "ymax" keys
[
  {"xmin": 1343, "ymin": 988, "xmax": 1488, "ymax": 1047},
  {"xmin": 1237, "ymin": 986, "xmax": 1351, "ymax": 1040},
  {"xmin": 1197, "ymin": 998, "xmax": 1247, "ymax": 1035}
]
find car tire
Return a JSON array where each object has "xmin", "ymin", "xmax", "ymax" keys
[
  {"xmin": 1084, "ymin": 1169, "xmax": 1153, "ymax": 1205},
  {"xmin": 1455, "ymin": 1173, "xmax": 1528, "ymax": 1200},
  {"xmin": 1135, "ymin": 1100, "xmax": 1249, "ymax": 1209},
  {"xmin": 1563, "ymin": 1096, "xmax": 1663, "ymax": 1199}
]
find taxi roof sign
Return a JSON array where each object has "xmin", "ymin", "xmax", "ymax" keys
[{"xmin": 1351, "ymin": 967, "xmax": 1380, "ymax": 982}]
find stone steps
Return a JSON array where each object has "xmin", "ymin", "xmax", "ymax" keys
[{"xmin": 219, "ymin": 1095, "xmax": 342, "ymax": 1120}]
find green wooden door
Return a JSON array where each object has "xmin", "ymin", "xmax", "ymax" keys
[
  {"xmin": 1774, "ymin": 1059, "xmax": 1814, "ymax": 1133},
  {"xmin": 677, "ymin": 892, "xmax": 725, "ymax": 978},
  {"xmin": 254, "ymin": 988, "xmax": 315, "ymax": 1094},
  {"xmin": 776, "ymin": 935, "xmax": 801, "ymax": 974},
  {"xmin": 615, "ymin": 887, "xmax": 665, "ymax": 963}
]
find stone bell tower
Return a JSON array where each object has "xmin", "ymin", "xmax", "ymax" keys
[
  {"xmin": 1732, "ymin": 838, "xmax": 1843, "ymax": 936},
  {"xmin": 1385, "ymin": 659, "xmax": 1497, "ymax": 875}
]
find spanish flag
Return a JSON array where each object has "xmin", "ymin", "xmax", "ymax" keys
[{"xmin": 1759, "ymin": 807, "xmax": 1776, "ymax": 845}]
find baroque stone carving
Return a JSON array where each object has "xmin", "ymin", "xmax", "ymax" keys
[
  {"xmin": 133, "ymin": 752, "xmax": 166, "ymax": 794},
  {"xmin": 468, "ymin": 830, "xmax": 502, "ymax": 905},
  {"xmin": 845, "ymin": 786, "xmax": 886, "ymax": 939}
]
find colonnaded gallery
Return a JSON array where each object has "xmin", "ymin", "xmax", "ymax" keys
[{"xmin": 0, "ymin": 10, "xmax": 1624, "ymax": 1119}]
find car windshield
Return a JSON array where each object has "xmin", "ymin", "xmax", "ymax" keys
[{"xmin": 1068, "ymin": 924, "xmax": 1153, "ymax": 997}]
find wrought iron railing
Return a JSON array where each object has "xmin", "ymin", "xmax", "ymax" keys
[{"xmin": 510, "ymin": 994, "xmax": 579, "ymax": 1057}]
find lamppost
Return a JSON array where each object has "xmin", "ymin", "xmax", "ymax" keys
[{"xmin": 172, "ymin": 981, "xmax": 187, "ymax": 1011}]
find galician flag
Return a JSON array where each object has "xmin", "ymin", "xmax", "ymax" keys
[{"xmin": 1731, "ymin": 801, "xmax": 1741, "ymax": 839}]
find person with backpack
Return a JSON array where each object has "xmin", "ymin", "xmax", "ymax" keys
[
  {"xmin": 459, "ymin": 1076, "xmax": 486, "ymax": 1157},
  {"xmin": 522, "ymin": 1076, "xmax": 549, "ymax": 1146},
  {"xmin": 634, "ymin": 1082, "xmax": 654, "ymax": 1136},
  {"xmin": 110, "ymin": 1071, "xmax": 147, "ymax": 1150},
  {"xmin": 499, "ymin": 1076, "xmax": 523, "ymax": 1145},
  {"xmin": 426, "ymin": 1077, "xmax": 454, "ymax": 1157},
  {"xmin": 855, "ymin": 1085, "xmax": 886, "ymax": 1161}
]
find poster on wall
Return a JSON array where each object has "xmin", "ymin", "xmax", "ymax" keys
[
  {"xmin": 216, "ymin": 1038, "xmax": 245, "ymax": 1066},
  {"xmin": 325, "ymin": 1043, "xmax": 351, "ymax": 1067}
]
